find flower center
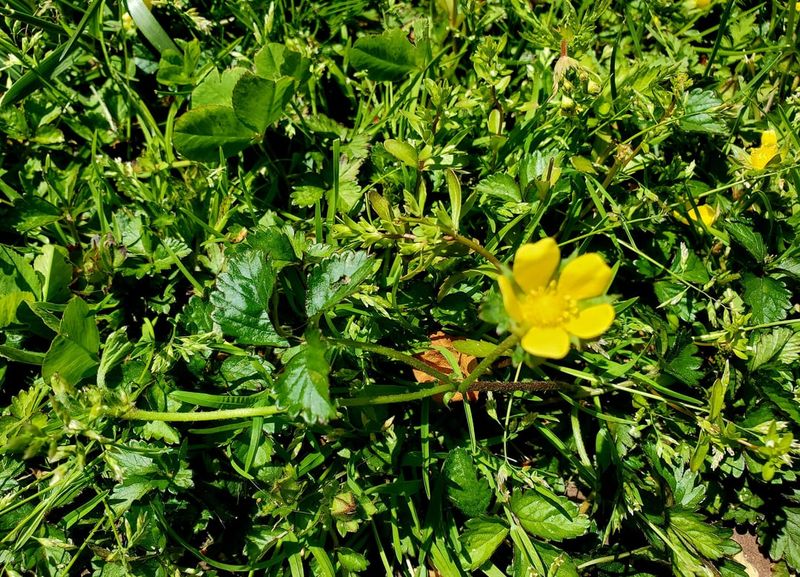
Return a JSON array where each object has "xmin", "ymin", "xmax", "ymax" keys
[{"xmin": 522, "ymin": 282, "xmax": 578, "ymax": 328}]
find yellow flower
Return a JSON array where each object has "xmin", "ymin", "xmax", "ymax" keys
[
  {"xmin": 688, "ymin": 204, "xmax": 716, "ymax": 228},
  {"xmin": 750, "ymin": 130, "xmax": 780, "ymax": 170},
  {"xmin": 694, "ymin": 0, "xmax": 712, "ymax": 8},
  {"xmin": 498, "ymin": 238, "xmax": 615, "ymax": 359}
]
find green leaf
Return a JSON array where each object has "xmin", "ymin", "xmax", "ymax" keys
[
  {"xmin": 0, "ymin": 291, "xmax": 34, "ymax": 328},
  {"xmin": 726, "ymin": 222, "xmax": 767, "ymax": 262},
  {"xmin": 350, "ymin": 29, "xmax": 422, "ymax": 81},
  {"xmin": 276, "ymin": 333, "xmax": 335, "ymax": 423},
  {"xmin": 510, "ymin": 490, "xmax": 589, "ymax": 541},
  {"xmin": 34, "ymin": 244, "xmax": 71, "ymax": 303},
  {"xmin": 476, "ymin": 174, "xmax": 521, "ymax": 202},
  {"xmin": 173, "ymin": 105, "xmax": 254, "ymax": 162},
  {"xmin": 232, "ymin": 73, "xmax": 294, "ymax": 133},
  {"xmin": 459, "ymin": 517, "xmax": 508, "ymax": 570},
  {"xmin": 337, "ymin": 547, "xmax": 369, "ymax": 572},
  {"xmin": 535, "ymin": 542, "xmax": 580, "ymax": 577},
  {"xmin": 0, "ymin": 245, "xmax": 41, "ymax": 298},
  {"xmin": 665, "ymin": 343, "xmax": 704, "ymax": 386},
  {"xmin": 741, "ymin": 274, "xmax": 791, "ymax": 325},
  {"xmin": 759, "ymin": 377, "xmax": 800, "ymax": 426},
  {"xmin": 679, "ymin": 89, "xmax": 726, "ymax": 134},
  {"xmin": 668, "ymin": 510, "xmax": 738, "ymax": 560},
  {"xmin": 749, "ymin": 328, "xmax": 794, "ymax": 372},
  {"xmin": 383, "ymin": 139, "xmax": 418, "ymax": 168},
  {"xmin": 125, "ymin": 0, "xmax": 179, "ymax": 55},
  {"xmin": 443, "ymin": 448, "xmax": 492, "ymax": 517},
  {"xmin": 770, "ymin": 508, "xmax": 800, "ymax": 571},
  {"xmin": 42, "ymin": 298, "xmax": 100, "ymax": 386},
  {"xmin": 254, "ymin": 43, "xmax": 310, "ymax": 82},
  {"xmin": 210, "ymin": 249, "xmax": 287, "ymax": 347},
  {"xmin": 306, "ymin": 251, "xmax": 374, "ymax": 317},
  {"xmin": 192, "ymin": 67, "xmax": 248, "ymax": 108}
]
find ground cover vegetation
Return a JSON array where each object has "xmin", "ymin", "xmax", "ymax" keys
[{"xmin": 1, "ymin": 0, "xmax": 800, "ymax": 575}]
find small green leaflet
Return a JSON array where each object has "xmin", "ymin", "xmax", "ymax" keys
[
  {"xmin": 770, "ymin": 507, "xmax": 800, "ymax": 571},
  {"xmin": 679, "ymin": 89, "xmax": 726, "ymax": 134},
  {"xmin": 232, "ymin": 73, "xmax": 294, "ymax": 133},
  {"xmin": 42, "ymin": 297, "xmax": 100, "ymax": 387},
  {"xmin": 459, "ymin": 517, "xmax": 508, "ymax": 570},
  {"xmin": 726, "ymin": 222, "xmax": 767, "ymax": 262},
  {"xmin": 510, "ymin": 490, "xmax": 589, "ymax": 541},
  {"xmin": 741, "ymin": 274, "xmax": 791, "ymax": 325},
  {"xmin": 173, "ymin": 105, "xmax": 254, "ymax": 162},
  {"xmin": 350, "ymin": 29, "xmax": 422, "ymax": 82},
  {"xmin": 443, "ymin": 448, "xmax": 492, "ymax": 517},
  {"xmin": 665, "ymin": 343, "xmax": 704, "ymax": 386},
  {"xmin": 276, "ymin": 333, "xmax": 335, "ymax": 423},
  {"xmin": 306, "ymin": 251, "xmax": 374, "ymax": 318},
  {"xmin": 476, "ymin": 173, "xmax": 521, "ymax": 203},
  {"xmin": 210, "ymin": 249, "xmax": 287, "ymax": 347}
]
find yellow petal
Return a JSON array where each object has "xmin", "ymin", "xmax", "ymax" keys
[
  {"xmin": 557, "ymin": 253, "xmax": 612, "ymax": 300},
  {"xmin": 750, "ymin": 145, "xmax": 778, "ymax": 170},
  {"xmin": 761, "ymin": 130, "xmax": 778, "ymax": 147},
  {"xmin": 688, "ymin": 205, "xmax": 716, "ymax": 228},
  {"xmin": 513, "ymin": 238, "xmax": 560, "ymax": 293},
  {"xmin": 498, "ymin": 275, "xmax": 525, "ymax": 324},
  {"xmin": 565, "ymin": 304, "xmax": 615, "ymax": 339},
  {"xmin": 521, "ymin": 326, "xmax": 570, "ymax": 359}
]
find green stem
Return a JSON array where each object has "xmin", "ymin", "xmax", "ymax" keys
[
  {"xmin": 121, "ymin": 406, "xmax": 284, "ymax": 422},
  {"xmin": 444, "ymin": 231, "xmax": 504, "ymax": 271},
  {"xmin": 576, "ymin": 547, "xmax": 651, "ymax": 570},
  {"xmin": 338, "ymin": 384, "xmax": 452, "ymax": 407},
  {"xmin": 458, "ymin": 333, "xmax": 520, "ymax": 393},
  {"xmin": 328, "ymin": 338, "xmax": 458, "ymax": 386}
]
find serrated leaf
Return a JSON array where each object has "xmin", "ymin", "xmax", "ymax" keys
[
  {"xmin": 210, "ymin": 249, "xmax": 287, "ymax": 347},
  {"xmin": 306, "ymin": 251, "xmax": 374, "ymax": 317},
  {"xmin": 276, "ymin": 333, "xmax": 335, "ymax": 423},
  {"xmin": 460, "ymin": 517, "xmax": 508, "ymax": 570},
  {"xmin": 770, "ymin": 508, "xmax": 800, "ymax": 570},
  {"xmin": 232, "ymin": 73, "xmax": 294, "ymax": 133},
  {"xmin": 510, "ymin": 490, "xmax": 589, "ymax": 541},
  {"xmin": 726, "ymin": 222, "xmax": 767, "ymax": 262},
  {"xmin": 173, "ymin": 105, "xmax": 254, "ymax": 162},
  {"xmin": 759, "ymin": 377, "xmax": 800, "ymax": 426},
  {"xmin": 749, "ymin": 328, "xmax": 793, "ymax": 372},
  {"xmin": 350, "ymin": 29, "xmax": 421, "ymax": 81},
  {"xmin": 742, "ymin": 274, "xmax": 791, "ymax": 325},
  {"xmin": 443, "ymin": 448, "xmax": 492, "ymax": 517},
  {"xmin": 669, "ymin": 510, "xmax": 738, "ymax": 560},
  {"xmin": 665, "ymin": 343, "xmax": 703, "ymax": 386},
  {"xmin": 192, "ymin": 67, "xmax": 248, "ymax": 108},
  {"xmin": 337, "ymin": 547, "xmax": 369, "ymax": 572},
  {"xmin": 680, "ymin": 89, "xmax": 726, "ymax": 134},
  {"xmin": 476, "ymin": 173, "xmax": 521, "ymax": 202}
]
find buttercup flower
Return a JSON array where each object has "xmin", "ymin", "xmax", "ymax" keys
[
  {"xmin": 750, "ymin": 130, "xmax": 780, "ymax": 170},
  {"xmin": 687, "ymin": 204, "xmax": 716, "ymax": 228},
  {"xmin": 498, "ymin": 238, "xmax": 615, "ymax": 359}
]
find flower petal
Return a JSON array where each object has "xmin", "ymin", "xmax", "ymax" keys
[
  {"xmin": 565, "ymin": 304, "xmax": 615, "ymax": 339},
  {"xmin": 513, "ymin": 238, "xmax": 560, "ymax": 292},
  {"xmin": 498, "ymin": 275, "xmax": 525, "ymax": 323},
  {"xmin": 750, "ymin": 145, "xmax": 778, "ymax": 170},
  {"xmin": 688, "ymin": 205, "xmax": 716, "ymax": 228},
  {"xmin": 761, "ymin": 130, "xmax": 778, "ymax": 147},
  {"xmin": 521, "ymin": 326, "xmax": 571, "ymax": 359},
  {"xmin": 557, "ymin": 253, "xmax": 612, "ymax": 300}
]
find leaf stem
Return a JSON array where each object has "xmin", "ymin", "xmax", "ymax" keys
[
  {"xmin": 121, "ymin": 406, "xmax": 284, "ymax": 422},
  {"xmin": 338, "ymin": 384, "xmax": 453, "ymax": 407},
  {"xmin": 458, "ymin": 333, "xmax": 520, "ymax": 393},
  {"xmin": 443, "ymin": 231, "xmax": 504, "ymax": 271},
  {"xmin": 327, "ymin": 338, "xmax": 458, "ymax": 386}
]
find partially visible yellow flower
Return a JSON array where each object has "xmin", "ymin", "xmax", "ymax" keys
[
  {"xmin": 694, "ymin": 0, "xmax": 712, "ymax": 8},
  {"xmin": 750, "ymin": 129, "xmax": 780, "ymax": 170},
  {"xmin": 498, "ymin": 238, "xmax": 615, "ymax": 359},
  {"xmin": 687, "ymin": 204, "xmax": 716, "ymax": 228},
  {"xmin": 796, "ymin": 1, "xmax": 800, "ymax": 11}
]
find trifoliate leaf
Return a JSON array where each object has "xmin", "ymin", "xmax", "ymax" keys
[
  {"xmin": 510, "ymin": 490, "xmax": 589, "ymax": 541},
  {"xmin": 276, "ymin": 332, "xmax": 335, "ymax": 423},
  {"xmin": 210, "ymin": 249, "xmax": 287, "ymax": 347},
  {"xmin": 459, "ymin": 517, "xmax": 508, "ymax": 570},
  {"xmin": 306, "ymin": 251, "xmax": 374, "ymax": 317},
  {"xmin": 443, "ymin": 448, "xmax": 492, "ymax": 517},
  {"xmin": 741, "ymin": 274, "xmax": 791, "ymax": 325}
]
